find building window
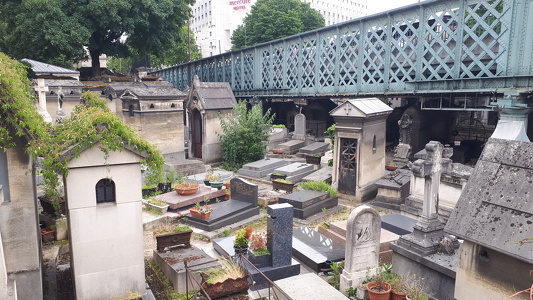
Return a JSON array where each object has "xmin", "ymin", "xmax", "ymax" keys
[
  {"xmin": 129, "ymin": 105, "xmax": 134, "ymax": 116},
  {"xmin": 96, "ymin": 178, "xmax": 115, "ymax": 204}
]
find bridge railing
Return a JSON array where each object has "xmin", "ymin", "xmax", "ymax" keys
[{"xmin": 153, "ymin": 0, "xmax": 531, "ymax": 97}]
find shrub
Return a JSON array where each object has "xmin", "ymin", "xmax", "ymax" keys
[
  {"xmin": 218, "ymin": 100, "xmax": 275, "ymax": 169},
  {"xmin": 249, "ymin": 232, "xmax": 269, "ymax": 254},
  {"xmin": 234, "ymin": 228, "xmax": 250, "ymax": 248},
  {"xmin": 299, "ymin": 181, "xmax": 338, "ymax": 197},
  {"xmin": 272, "ymin": 124, "xmax": 286, "ymax": 128}
]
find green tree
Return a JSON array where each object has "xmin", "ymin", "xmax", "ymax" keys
[
  {"xmin": 231, "ymin": 0, "xmax": 324, "ymax": 50},
  {"xmin": 108, "ymin": 25, "xmax": 202, "ymax": 74},
  {"xmin": 0, "ymin": 0, "xmax": 194, "ymax": 76},
  {"xmin": 218, "ymin": 101, "xmax": 274, "ymax": 169}
]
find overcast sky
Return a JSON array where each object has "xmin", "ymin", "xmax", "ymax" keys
[{"xmin": 367, "ymin": 0, "xmax": 421, "ymax": 15}]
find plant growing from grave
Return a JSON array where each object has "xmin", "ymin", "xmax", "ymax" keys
[
  {"xmin": 201, "ymin": 257, "xmax": 247, "ymax": 284},
  {"xmin": 325, "ymin": 123, "xmax": 336, "ymax": 149},
  {"xmin": 327, "ymin": 260, "xmax": 344, "ymax": 289},
  {"xmin": 299, "ymin": 180, "xmax": 338, "ymax": 197},
  {"xmin": 249, "ymin": 232, "xmax": 269, "ymax": 255},
  {"xmin": 204, "ymin": 168, "xmax": 217, "ymax": 181},
  {"xmin": 165, "ymin": 167, "xmax": 178, "ymax": 184},
  {"xmin": 217, "ymin": 100, "xmax": 275, "ymax": 169}
]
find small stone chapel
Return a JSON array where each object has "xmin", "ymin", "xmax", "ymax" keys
[{"xmin": 186, "ymin": 75, "xmax": 237, "ymax": 163}]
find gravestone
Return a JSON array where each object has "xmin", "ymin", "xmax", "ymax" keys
[
  {"xmin": 272, "ymin": 162, "xmax": 315, "ymax": 183},
  {"xmin": 374, "ymin": 169, "xmax": 412, "ymax": 210},
  {"xmin": 302, "ymin": 166, "xmax": 332, "ymax": 184},
  {"xmin": 393, "ymin": 143, "xmax": 412, "ymax": 165},
  {"xmin": 278, "ymin": 190, "xmax": 338, "ymax": 219},
  {"xmin": 339, "ymin": 205, "xmax": 381, "ymax": 294},
  {"xmin": 395, "ymin": 141, "xmax": 459, "ymax": 256},
  {"xmin": 278, "ymin": 139, "xmax": 305, "ymax": 155},
  {"xmin": 298, "ymin": 142, "xmax": 329, "ymax": 155},
  {"xmin": 293, "ymin": 113, "xmax": 306, "ymax": 141},
  {"xmin": 268, "ymin": 203, "xmax": 294, "ymax": 267},
  {"xmin": 183, "ymin": 177, "xmax": 260, "ymax": 231},
  {"xmin": 34, "ymin": 79, "xmax": 52, "ymax": 123},
  {"xmin": 238, "ymin": 158, "xmax": 288, "ymax": 178},
  {"xmin": 292, "ymin": 227, "xmax": 345, "ymax": 272}
]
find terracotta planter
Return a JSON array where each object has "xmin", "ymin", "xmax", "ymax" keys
[
  {"xmin": 200, "ymin": 274, "xmax": 249, "ymax": 299},
  {"xmin": 366, "ymin": 282, "xmax": 391, "ymax": 300},
  {"xmin": 385, "ymin": 164, "xmax": 398, "ymax": 171},
  {"xmin": 155, "ymin": 230, "xmax": 192, "ymax": 252},
  {"xmin": 190, "ymin": 207, "xmax": 211, "ymax": 219},
  {"xmin": 305, "ymin": 154, "xmax": 322, "ymax": 165},
  {"xmin": 223, "ymin": 182, "xmax": 231, "ymax": 189},
  {"xmin": 41, "ymin": 228, "xmax": 55, "ymax": 243},
  {"xmin": 391, "ymin": 289, "xmax": 408, "ymax": 300},
  {"xmin": 272, "ymin": 180, "xmax": 294, "ymax": 193},
  {"xmin": 271, "ymin": 149, "xmax": 284, "ymax": 154},
  {"xmin": 174, "ymin": 184, "xmax": 199, "ymax": 195}
]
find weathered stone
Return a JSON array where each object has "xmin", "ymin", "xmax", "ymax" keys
[{"xmin": 293, "ymin": 113, "xmax": 306, "ymax": 141}]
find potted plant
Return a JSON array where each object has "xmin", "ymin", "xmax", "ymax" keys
[
  {"xmin": 41, "ymin": 227, "xmax": 55, "ymax": 243},
  {"xmin": 142, "ymin": 197, "xmax": 169, "ymax": 215},
  {"xmin": 248, "ymin": 232, "xmax": 270, "ymax": 267},
  {"xmin": 385, "ymin": 162, "xmax": 398, "ymax": 171},
  {"xmin": 225, "ymin": 188, "xmax": 231, "ymax": 200},
  {"xmin": 405, "ymin": 277, "xmax": 429, "ymax": 300},
  {"xmin": 390, "ymin": 276, "xmax": 409, "ymax": 300},
  {"xmin": 204, "ymin": 168, "xmax": 216, "ymax": 186},
  {"xmin": 174, "ymin": 174, "xmax": 199, "ymax": 195},
  {"xmin": 272, "ymin": 178, "xmax": 295, "ymax": 193},
  {"xmin": 154, "ymin": 221, "xmax": 193, "ymax": 252},
  {"xmin": 299, "ymin": 180, "xmax": 339, "ymax": 198},
  {"xmin": 209, "ymin": 174, "xmax": 224, "ymax": 190},
  {"xmin": 233, "ymin": 227, "xmax": 252, "ymax": 255},
  {"xmin": 158, "ymin": 167, "xmax": 177, "ymax": 193},
  {"xmin": 305, "ymin": 152, "xmax": 323, "ymax": 165},
  {"xmin": 366, "ymin": 266, "xmax": 392, "ymax": 300},
  {"xmin": 271, "ymin": 148, "xmax": 284, "ymax": 154},
  {"xmin": 199, "ymin": 257, "xmax": 249, "ymax": 299},
  {"xmin": 143, "ymin": 164, "xmax": 164, "ymax": 196},
  {"xmin": 189, "ymin": 197, "xmax": 213, "ymax": 219},
  {"xmin": 270, "ymin": 172, "xmax": 287, "ymax": 180}
]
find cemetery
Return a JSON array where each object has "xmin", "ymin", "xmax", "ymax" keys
[{"xmin": 1, "ymin": 53, "xmax": 532, "ymax": 300}]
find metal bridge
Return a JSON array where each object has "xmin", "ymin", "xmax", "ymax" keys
[{"xmin": 152, "ymin": 0, "xmax": 533, "ymax": 103}]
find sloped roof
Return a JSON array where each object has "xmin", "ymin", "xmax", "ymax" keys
[
  {"xmin": 32, "ymin": 79, "xmax": 85, "ymax": 88},
  {"xmin": 108, "ymin": 82, "xmax": 184, "ymax": 99},
  {"xmin": 445, "ymin": 138, "xmax": 533, "ymax": 264},
  {"xmin": 21, "ymin": 59, "xmax": 79, "ymax": 75},
  {"xmin": 192, "ymin": 81, "xmax": 236, "ymax": 110},
  {"xmin": 329, "ymin": 98, "xmax": 392, "ymax": 117}
]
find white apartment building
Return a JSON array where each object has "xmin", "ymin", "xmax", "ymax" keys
[{"xmin": 191, "ymin": 0, "xmax": 368, "ymax": 58}]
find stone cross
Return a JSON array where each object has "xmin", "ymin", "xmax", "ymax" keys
[
  {"xmin": 397, "ymin": 140, "xmax": 456, "ymax": 256},
  {"xmin": 339, "ymin": 205, "xmax": 381, "ymax": 293},
  {"xmin": 34, "ymin": 79, "xmax": 52, "ymax": 123},
  {"xmin": 267, "ymin": 203, "xmax": 293, "ymax": 268}
]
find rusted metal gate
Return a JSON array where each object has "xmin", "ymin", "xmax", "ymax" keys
[{"xmin": 338, "ymin": 138, "xmax": 357, "ymax": 195}]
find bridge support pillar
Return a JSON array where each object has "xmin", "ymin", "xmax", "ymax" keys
[{"xmin": 492, "ymin": 93, "xmax": 533, "ymax": 129}]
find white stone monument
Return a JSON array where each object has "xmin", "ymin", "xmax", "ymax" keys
[
  {"xmin": 293, "ymin": 113, "xmax": 306, "ymax": 141},
  {"xmin": 339, "ymin": 205, "xmax": 381, "ymax": 293},
  {"xmin": 64, "ymin": 142, "xmax": 146, "ymax": 299},
  {"xmin": 34, "ymin": 79, "xmax": 52, "ymax": 123}
]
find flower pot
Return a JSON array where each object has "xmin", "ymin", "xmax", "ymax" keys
[
  {"xmin": 155, "ymin": 230, "xmax": 193, "ymax": 252},
  {"xmin": 204, "ymin": 180, "xmax": 211, "ymax": 186},
  {"xmin": 190, "ymin": 207, "xmax": 211, "ymax": 219},
  {"xmin": 391, "ymin": 289, "xmax": 408, "ymax": 300},
  {"xmin": 305, "ymin": 154, "xmax": 322, "ymax": 165},
  {"xmin": 223, "ymin": 182, "xmax": 231, "ymax": 189},
  {"xmin": 174, "ymin": 183, "xmax": 199, "ymax": 195},
  {"xmin": 366, "ymin": 282, "xmax": 391, "ymax": 300},
  {"xmin": 270, "ymin": 173, "xmax": 287, "ymax": 180},
  {"xmin": 200, "ymin": 274, "xmax": 249, "ymax": 299},
  {"xmin": 41, "ymin": 228, "xmax": 55, "ymax": 243},
  {"xmin": 272, "ymin": 180, "xmax": 294, "ymax": 193},
  {"xmin": 142, "ymin": 187, "xmax": 157, "ymax": 197},
  {"xmin": 233, "ymin": 246, "xmax": 248, "ymax": 256},
  {"xmin": 247, "ymin": 250, "xmax": 271, "ymax": 267},
  {"xmin": 142, "ymin": 199, "xmax": 169, "ymax": 214},
  {"xmin": 385, "ymin": 164, "xmax": 398, "ymax": 171},
  {"xmin": 158, "ymin": 182, "xmax": 172, "ymax": 193},
  {"xmin": 271, "ymin": 149, "xmax": 284, "ymax": 154},
  {"xmin": 209, "ymin": 181, "xmax": 223, "ymax": 190}
]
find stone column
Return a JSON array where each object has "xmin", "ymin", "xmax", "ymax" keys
[
  {"xmin": 267, "ymin": 203, "xmax": 293, "ymax": 268},
  {"xmin": 339, "ymin": 205, "xmax": 381, "ymax": 293}
]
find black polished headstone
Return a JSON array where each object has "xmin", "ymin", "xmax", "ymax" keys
[
  {"xmin": 292, "ymin": 227, "xmax": 345, "ymax": 273},
  {"xmin": 381, "ymin": 213, "xmax": 417, "ymax": 235},
  {"xmin": 279, "ymin": 190, "xmax": 338, "ymax": 219}
]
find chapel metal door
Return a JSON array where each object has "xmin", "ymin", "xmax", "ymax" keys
[
  {"xmin": 338, "ymin": 138, "xmax": 357, "ymax": 195},
  {"xmin": 192, "ymin": 110, "xmax": 202, "ymax": 158}
]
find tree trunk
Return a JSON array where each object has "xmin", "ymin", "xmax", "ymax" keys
[{"xmin": 89, "ymin": 49, "xmax": 101, "ymax": 78}]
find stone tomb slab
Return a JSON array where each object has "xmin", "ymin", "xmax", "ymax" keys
[
  {"xmin": 275, "ymin": 273, "xmax": 349, "ymax": 300},
  {"xmin": 238, "ymin": 158, "xmax": 288, "ymax": 178},
  {"xmin": 302, "ymin": 166, "xmax": 333, "ymax": 184},
  {"xmin": 156, "ymin": 185, "xmax": 225, "ymax": 210},
  {"xmin": 381, "ymin": 213, "xmax": 417, "ymax": 236},
  {"xmin": 152, "ymin": 246, "xmax": 220, "ymax": 294},
  {"xmin": 374, "ymin": 169, "xmax": 412, "ymax": 210},
  {"xmin": 274, "ymin": 162, "xmax": 315, "ymax": 183},
  {"xmin": 278, "ymin": 140, "xmax": 305, "ymax": 154},
  {"xmin": 187, "ymin": 170, "xmax": 234, "ymax": 184},
  {"xmin": 292, "ymin": 227, "xmax": 344, "ymax": 273},
  {"xmin": 298, "ymin": 142, "xmax": 330, "ymax": 155},
  {"xmin": 278, "ymin": 190, "xmax": 338, "ymax": 219}
]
